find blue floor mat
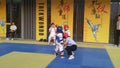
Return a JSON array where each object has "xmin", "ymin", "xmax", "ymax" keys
[
  {"xmin": 0, "ymin": 43, "xmax": 55, "ymax": 56},
  {"xmin": 0, "ymin": 43, "xmax": 114, "ymax": 68},
  {"xmin": 46, "ymin": 48, "xmax": 114, "ymax": 68}
]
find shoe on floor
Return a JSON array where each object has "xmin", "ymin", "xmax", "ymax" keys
[{"xmin": 68, "ymin": 55, "xmax": 74, "ymax": 60}]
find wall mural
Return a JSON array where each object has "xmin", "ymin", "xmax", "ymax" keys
[
  {"xmin": 84, "ymin": 0, "xmax": 110, "ymax": 43},
  {"xmin": 0, "ymin": 0, "xmax": 4, "ymax": 7},
  {"xmin": 57, "ymin": 0, "xmax": 70, "ymax": 23},
  {"xmin": 51, "ymin": 0, "xmax": 74, "ymax": 38},
  {"xmin": 90, "ymin": 0, "xmax": 107, "ymax": 18},
  {"xmin": 0, "ymin": 0, "xmax": 5, "ymax": 33},
  {"xmin": 0, "ymin": 18, "xmax": 5, "ymax": 33},
  {"xmin": 86, "ymin": 0, "xmax": 108, "ymax": 41},
  {"xmin": 0, "ymin": 0, "xmax": 6, "ymax": 37},
  {"xmin": 86, "ymin": 18, "xmax": 100, "ymax": 41},
  {"xmin": 36, "ymin": 0, "xmax": 47, "ymax": 40},
  {"xmin": 90, "ymin": 0, "xmax": 108, "ymax": 27},
  {"xmin": 0, "ymin": 0, "xmax": 2, "ymax": 5}
]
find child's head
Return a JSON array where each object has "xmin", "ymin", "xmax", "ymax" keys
[
  {"xmin": 118, "ymin": 15, "xmax": 120, "ymax": 21},
  {"xmin": 11, "ymin": 22, "xmax": 15, "ymax": 25},
  {"xmin": 51, "ymin": 22, "xmax": 54, "ymax": 25},
  {"xmin": 51, "ymin": 22, "xmax": 55, "ymax": 27},
  {"xmin": 64, "ymin": 25, "xmax": 69, "ymax": 31},
  {"xmin": 57, "ymin": 26, "xmax": 63, "ymax": 33}
]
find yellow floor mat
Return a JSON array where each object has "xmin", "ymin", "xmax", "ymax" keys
[
  {"xmin": 0, "ymin": 40, "xmax": 47, "ymax": 45},
  {"xmin": 0, "ymin": 52, "xmax": 55, "ymax": 68},
  {"xmin": 106, "ymin": 48, "xmax": 120, "ymax": 68}
]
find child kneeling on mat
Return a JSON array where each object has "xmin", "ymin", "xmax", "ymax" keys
[{"xmin": 63, "ymin": 33, "xmax": 77, "ymax": 60}]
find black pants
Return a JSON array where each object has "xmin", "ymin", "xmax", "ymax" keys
[
  {"xmin": 65, "ymin": 45, "xmax": 77, "ymax": 56},
  {"xmin": 8, "ymin": 31, "xmax": 16, "ymax": 38},
  {"xmin": 115, "ymin": 30, "xmax": 120, "ymax": 46}
]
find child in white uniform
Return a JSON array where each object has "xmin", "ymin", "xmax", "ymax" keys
[
  {"xmin": 54, "ymin": 26, "xmax": 64, "ymax": 58},
  {"xmin": 7, "ymin": 22, "xmax": 17, "ymax": 40},
  {"xmin": 48, "ymin": 23, "xmax": 57, "ymax": 45}
]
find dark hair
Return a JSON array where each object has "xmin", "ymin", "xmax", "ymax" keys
[
  {"xmin": 51, "ymin": 22, "xmax": 54, "ymax": 25},
  {"xmin": 118, "ymin": 15, "xmax": 120, "ymax": 17}
]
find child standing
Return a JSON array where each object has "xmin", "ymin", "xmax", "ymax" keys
[
  {"xmin": 48, "ymin": 23, "xmax": 57, "ymax": 45},
  {"xmin": 7, "ymin": 22, "xmax": 17, "ymax": 40}
]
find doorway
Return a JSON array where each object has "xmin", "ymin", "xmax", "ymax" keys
[
  {"xmin": 6, "ymin": 0, "xmax": 21, "ymax": 38},
  {"xmin": 109, "ymin": 2, "xmax": 120, "ymax": 44},
  {"xmin": 73, "ymin": 0, "xmax": 84, "ymax": 42}
]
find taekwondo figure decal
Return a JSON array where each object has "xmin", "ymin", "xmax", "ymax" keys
[
  {"xmin": 0, "ymin": 18, "xmax": 5, "ymax": 33},
  {"xmin": 86, "ymin": 18, "xmax": 101, "ymax": 41}
]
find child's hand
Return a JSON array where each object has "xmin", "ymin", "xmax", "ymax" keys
[{"xmin": 64, "ymin": 45, "xmax": 67, "ymax": 48}]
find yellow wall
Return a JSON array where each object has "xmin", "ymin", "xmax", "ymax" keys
[
  {"xmin": 51, "ymin": 0, "xmax": 74, "ymax": 38},
  {"xmin": 36, "ymin": 0, "xmax": 47, "ymax": 40},
  {"xmin": 84, "ymin": 0, "xmax": 110, "ymax": 43},
  {"xmin": 0, "ymin": 0, "xmax": 6, "ymax": 37}
]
